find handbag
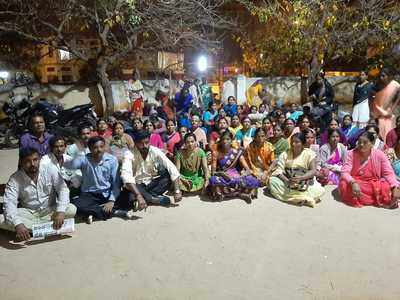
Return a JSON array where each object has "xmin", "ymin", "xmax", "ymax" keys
[{"xmin": 285, "ymin": 167, "xmax": 314, "ymax": 191}]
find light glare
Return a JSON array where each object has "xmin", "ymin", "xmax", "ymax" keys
[
  {"xmin": 0, "ymin": 71, "xmax": 9, "ymax": 78},
  {"xmin": 197, "ymin": 56, "xmax": 207, "ymax": 72}
]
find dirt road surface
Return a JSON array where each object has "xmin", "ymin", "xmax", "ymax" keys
[{"xmin": 1, "ymin": 149, "xmax": 399, "ymax": 300}]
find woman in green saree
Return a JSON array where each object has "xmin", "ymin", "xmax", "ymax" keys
[
  {"xmin": 268, "ymin": 124, "xmax": 289, "ymax": 157},
  {"xmin": 175, "ymin": 133, "xmax": 210, "ymax": 193}
]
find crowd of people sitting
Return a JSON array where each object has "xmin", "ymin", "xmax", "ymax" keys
[{"xmin": 1, "ymin": 68, "xmax": 400, "ymax": 242}]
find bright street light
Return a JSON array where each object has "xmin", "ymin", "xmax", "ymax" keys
[
  {"xmin": 0, "ymin": 71, "xmax": 9, "ymax": 79},
  {"xmin": 197, "ymin": 55, "xmax": 208, "ymax": 72}
]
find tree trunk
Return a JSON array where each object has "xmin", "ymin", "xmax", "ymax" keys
[
  {"xmin": 97, "ymin": 61, "xmax": 114, "ymax": 116},
  {"xmin": 300, "ymin": 48, "xmax": 321, "ymax": 104},
  {"xmin": 300, "ymin": 75, "xmax": 308, "ymax": 104},
  {"xmin": 309, "ymin": 49, "xmax": 321, "ymax": 88}
]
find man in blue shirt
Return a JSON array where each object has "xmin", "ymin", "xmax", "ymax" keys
[{"xmin": 65, "ymin": 136, "xmax": 121, "ymax": 223}]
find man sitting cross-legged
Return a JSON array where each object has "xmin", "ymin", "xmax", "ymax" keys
[
  {"xmin": 0, "ymin": 147, "xmax": 76, "ymax": 241},
  {"xmin": 120, "ymin": 130, "xmax": 182, "ymax": 209},
  {"xmin": 64, "ymin": 136, "xmax": 131, "ymax": 223}
]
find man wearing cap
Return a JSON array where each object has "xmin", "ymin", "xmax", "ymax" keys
[{"xmin": 121, "ymin": 130, "xmax": 182, "ymax": 208}]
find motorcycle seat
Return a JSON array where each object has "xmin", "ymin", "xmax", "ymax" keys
[{"xmin": 62, "ymin": 103, "xmax": 93, "ymax": 114}]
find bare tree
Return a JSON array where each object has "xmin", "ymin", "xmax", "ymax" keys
[{"xmin": 0, "ymin": 0, "xmax": 230, "ymax": 114}]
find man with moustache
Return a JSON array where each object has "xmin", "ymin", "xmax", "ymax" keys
[
  {"xmin": 67, "ymin": 124, "xmax": 92, "ymax": 158},
  {"xmin": 41, "ymin": 136, "xmax": 81, "ymax": 196},
  {"xmin": 64, "ymin": 136, "xmax": 124, "ymax": 223},
  {"xmin": 121, "ymin": 130, "xmax": 182, "ymax": 208},
  {"xmin": 20, "ymin": 113, "xmax": 53, "ymax": 156},
  {"xmin": 0, "ymin": 147, "xmax": 76, "ymax": 241}
]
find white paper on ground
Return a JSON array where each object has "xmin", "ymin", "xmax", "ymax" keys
[{"xmin": 31, "ymin": 218, "xmax": 75, "ymax": 240}]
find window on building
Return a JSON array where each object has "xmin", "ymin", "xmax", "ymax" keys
[
  {"xmin": 62, "ymin": 75, "xmax": 73, "ymax": 82},
  {"xmin": 47, "ymin": 75, "xmax": 59, "ymax": 83},
  {"xmin": 47, "ymin": 67, "xmax": 56, "ymax": 72}
]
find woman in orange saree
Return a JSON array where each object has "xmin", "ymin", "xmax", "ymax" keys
[{"xmin": 243, "ymin": 128, "xmax": 275, "ymax": 187}]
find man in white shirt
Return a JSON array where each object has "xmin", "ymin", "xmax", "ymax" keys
[
  {"xmin": 120, "ymin": 130, "xmax": 182, "ymax": 208},
  {"xmin": 158, "ymin": 74, "xmax": 170, "ymax": 95},
  {"xmin": 41, "ymin": 135, "xmax": 81, "ymax": 191},
  {"xmin": 0, "ymin": 147, "xmax": 76, "ymax": 241},
  {"xmin": 67, "ymin": 124, "xmax": 92, "ymax": 158},
  {"xmin": 189, "ymin": 79, "xmax": 201, "ymax": 108}
]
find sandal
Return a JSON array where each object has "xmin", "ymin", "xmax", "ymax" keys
[
  {"xmin": 181, "ymin": 179, "xmax": 193, "ymax": 191},
  {"xmin": 240, "ymin": 193, "xmax": 252, "ymax": 204},
  {"xmin": 214, "ymin": 192, "xmax": 224, "ymax": 202}
]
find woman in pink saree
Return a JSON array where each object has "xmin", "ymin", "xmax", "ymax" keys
[
  {"xmin": 339, "ymin": 132, "xmax": 400, "ymax": 208},
  {"xmin": 372, "ymin": 69, "xmax": 400, "ymax": 143},
  {"xmin": 317, "ymin": 129, "xmax": 347, "ymax": 186}
]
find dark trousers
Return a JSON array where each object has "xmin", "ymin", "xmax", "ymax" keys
[
  {"xmin": 119, "ymin": 173, "xmax": 171, "ymax": 205},
  {"xmin": 72, "ymin": 193, "xmax": 110, "ymax": 220},
  {"xmin": 72, "ymin": 192, "xmax": 130, "ymax": 220}
]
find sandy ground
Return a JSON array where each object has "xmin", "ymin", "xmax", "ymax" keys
[{"xmin": 1, "ymin": 149, "xmax": 400, "ymax": 300}]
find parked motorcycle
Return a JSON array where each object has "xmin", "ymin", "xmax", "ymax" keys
[
  {"xmin": 1, "ymin": 95, "xmax": 97, "ymax": 148},
  {"xmin": 30, "ymin": 100, "xmax": 97, "ymax": 137},
  {"xmin": 0, "ymin": 91, "xmax": 33, "ymax": 147}
]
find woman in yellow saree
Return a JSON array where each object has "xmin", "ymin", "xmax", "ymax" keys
[{"xmin": 269, "ymin": 132, "xmax": 325, "ymax": 207}]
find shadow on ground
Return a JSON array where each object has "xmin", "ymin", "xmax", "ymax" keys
[{"xmin": 0, "ymin": 230, "xmax": 73, "ymax": 250}]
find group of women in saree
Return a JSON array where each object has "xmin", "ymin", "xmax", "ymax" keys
[
  {"xmin": 104, "ymin": 115, "xmax": 400, "ymax": 210},
  {"xmin": 97, "ymin": 67, "xmax": 400, "ymax": 210}
]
